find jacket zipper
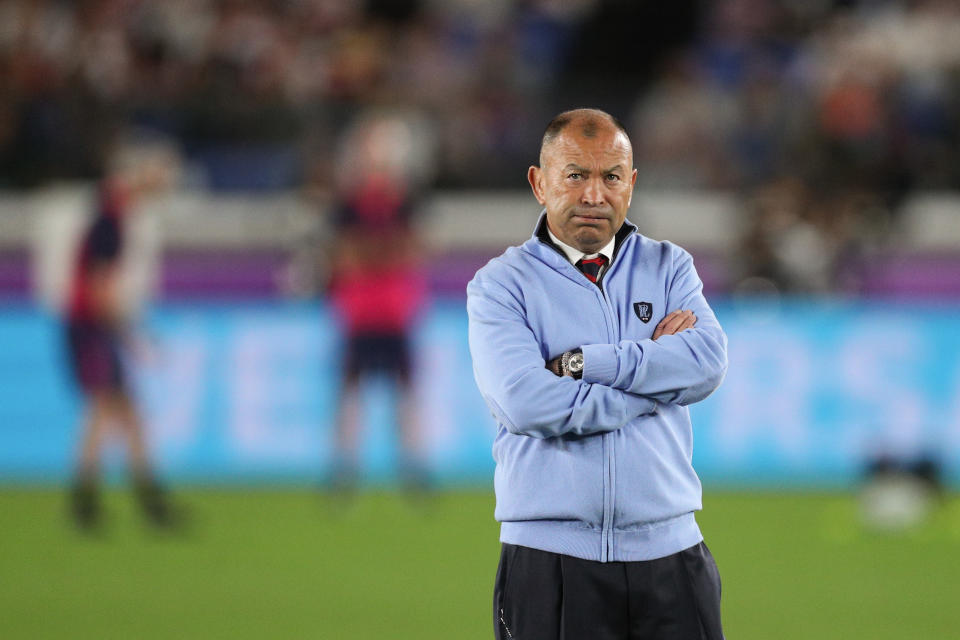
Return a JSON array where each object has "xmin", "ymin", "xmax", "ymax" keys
[
  {"xmin": 539, "ymin": 226, "xmax": 634, "ymax": 562},
  {"xmin": 598, "ymin": 279, "xmax": 618, "ymax": 561},
  {"xmin": 595, "ymin": 230, "xmax": 629, "ymax": 561}
]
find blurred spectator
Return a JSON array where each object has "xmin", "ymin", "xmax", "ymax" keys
[
  {"xmin": 64, "ymin": 133, "xmax": 182, "ymax": 530},
  {"xmin": 324, "ymin": 110, "xmax": 434, "ymax": 494},
  {"xmin": 630, "ymin": 53, "xmax": 736, "ymax": 189},
  {"xmin": 735, "ymin": 177, "xmax": 889, "ymax": 294}
]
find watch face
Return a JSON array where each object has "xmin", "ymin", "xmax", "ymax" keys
[{"xmin": 568, "ymin": 353, "xmax": 584, "ymax": 372}]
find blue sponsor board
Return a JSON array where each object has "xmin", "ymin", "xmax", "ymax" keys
[{"xmin": 1, "ymin": 299, "xmax": 958, "ymax": 487}]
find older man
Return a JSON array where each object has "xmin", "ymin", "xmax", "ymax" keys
[{"xmin": 467, "ymin": 109, "xmax": 728, "ymax": 639}]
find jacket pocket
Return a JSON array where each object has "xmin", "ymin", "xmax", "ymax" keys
[{"xmin": 493, "ymin": 433, "xmax": 605, "ymax": 524}]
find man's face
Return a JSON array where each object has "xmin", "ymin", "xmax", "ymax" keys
[{"xmin": 528, "ymin": 125, "xmax": 637, "ymax": 254}]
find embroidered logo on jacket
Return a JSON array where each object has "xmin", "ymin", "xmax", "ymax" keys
[{"xmin": 634, "ymin": 301, "xmax": 653, "ymax": 323}]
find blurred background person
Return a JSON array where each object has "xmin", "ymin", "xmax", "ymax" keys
[
  {"xmin": 324, "ymin": 110, "xmax": 435, "ymax": 495},
  {"xmin": 65, "ymin": 135, "xmax": 180, "ymax": 530}
]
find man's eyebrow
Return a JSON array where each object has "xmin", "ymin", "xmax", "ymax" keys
[{"xmin": 560, "ymin": 164, "xmax": 625, "ymax": 174}]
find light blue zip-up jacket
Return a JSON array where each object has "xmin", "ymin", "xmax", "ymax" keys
[{"xmin": 467, "ymin": 214, "xmax": 728, "ymax": 562}]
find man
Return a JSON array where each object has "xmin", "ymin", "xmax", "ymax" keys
[
  {"xmin": 467, "ymin": 109, "xmax": 728, "ymax": 639},
  {"xmin": 325, "ymin": 113, "xmax": 430, "ymax": 494},
  {"xmin": 66, "ymin": 141, "xmax": 178, "ymax": 530}
]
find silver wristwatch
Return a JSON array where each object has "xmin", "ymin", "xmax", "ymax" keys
[{"xmin": 562, "ymin": 349, "xmax": 584, "ymax": 379}]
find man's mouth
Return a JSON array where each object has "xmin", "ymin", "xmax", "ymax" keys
[{"xmin": 571, "ymin": 212, "xmax": 609, "ymax": 223}]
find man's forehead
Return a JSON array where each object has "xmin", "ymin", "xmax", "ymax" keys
[{"xmin": 543, "ymin": 128, "xmax": 632, "ymax": 165}]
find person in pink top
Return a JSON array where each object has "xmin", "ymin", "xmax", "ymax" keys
[{"xmin": 325, "ymin": 114, "xmax": 431, "ymax": 495}]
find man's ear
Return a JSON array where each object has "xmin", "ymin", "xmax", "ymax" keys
[
  {"xmin": 627, "ymin": 167, "xmax": 638, "ymax": 207},
  {"xmin": 527, "ymin": 166, "xmax": 545, "ymax": 205}
]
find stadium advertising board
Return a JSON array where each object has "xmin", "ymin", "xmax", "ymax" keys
[{"xmin": 1, "ymin": 300, "xmax": 958, "ymax": 487}]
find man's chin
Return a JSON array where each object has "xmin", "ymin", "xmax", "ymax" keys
[{"xmin": 572, "ymin": 228, "xmax": 610, "ymax": 253}]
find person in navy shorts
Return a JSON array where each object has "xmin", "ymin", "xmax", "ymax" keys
[{"xmin": 65, "ymin": 141, "xmax": 179, "ymax": 530}]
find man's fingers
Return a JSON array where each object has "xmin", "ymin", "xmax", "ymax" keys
[
  {"xmin": 653, "ymin": 310, "xmax": 683, "ymax": 339},
  {"xmin": 660, "ymin": 310, "xmax": 693, "ymax": 335},
  {"xmin": 653, "ymin": 311, "xmax": 681, "ymax": 339},
  {"xmin": 653, "ymin": 312, "xmax": 676, "ymax": 340},
  {"xmin": 676, "ymin": 310, "xmax": 697, "ymax": 332},
  {"xmin": 654, "ymin": 310, "xmax": 697, "ymax": 339}
]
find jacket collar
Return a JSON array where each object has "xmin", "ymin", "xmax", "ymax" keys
[
  {"xmin": 525, "ymin": 211, "xmax": 636, "ymax": 272},
  {"xmin": 547, "ymin": 227, "xmax": 616, "ymax": 266}
]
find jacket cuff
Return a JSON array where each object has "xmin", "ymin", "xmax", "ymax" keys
[{"xmin": 582, "ymin": 343, "xmax": 618, "ymax": 386}]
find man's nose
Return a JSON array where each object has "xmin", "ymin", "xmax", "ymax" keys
[{"xmin": 581, "ymin": 177, "xmax": 606, "ymax": 206}]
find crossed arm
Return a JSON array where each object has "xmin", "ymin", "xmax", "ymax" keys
[
  {"xmin": 575, "ymin": 251, "xmax": 728, "ymax": 407},
  {"xmin": 545, "ymin": 308, "xmax": 696, "ymax": 375},
  {"xmin": 468, "ymin": 278, "xmax": 658, "ymax": 439},
  {"xmin": 467, "ymin": 251, "xmax": 727, "ymax": 439}
]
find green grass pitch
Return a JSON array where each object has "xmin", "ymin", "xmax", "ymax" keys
[{"xmin": 1, "ymin": 489, "xmax": 958, "ymax": 639}]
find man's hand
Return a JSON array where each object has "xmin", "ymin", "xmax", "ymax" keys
[
  {"xmin": 652, "ymin": 309, "xmax": 696, "ymax": 340},
  {"xmin": 545, "ymin": 355, "xmax": 565, "ymax": 377}
]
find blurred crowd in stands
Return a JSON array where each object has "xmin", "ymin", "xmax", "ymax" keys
[
  {"xmin": 633, "ymin": 0, "xmax": 960, "ymax": 293},
  {"xmin": 1, "ymin": 0, "xmax": 959, "ymax": 294}
]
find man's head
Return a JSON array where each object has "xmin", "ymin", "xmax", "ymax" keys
[
  {"xmin": 106, "ymin": 134, "xmax": 181, "ymax": 203},
  {"xmin": 528, "ymin": 108, "xmax": 637, "ymax": 254}
]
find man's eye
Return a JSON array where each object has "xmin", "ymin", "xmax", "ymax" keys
[
  {"xmin": 606, "ymin": 174, "xmax": 620, "ymax": 182},
  {"xmin": 567, "ymin": 173, "xmax": 582, "ymax": 180}
]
